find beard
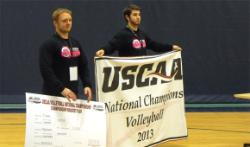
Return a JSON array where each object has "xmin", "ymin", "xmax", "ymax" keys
[{"xmin": 129, "ymin": 18, "xmax": 141, "ymax": 26}]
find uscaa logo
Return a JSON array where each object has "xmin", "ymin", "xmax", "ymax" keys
[
  {"xmin": 93, "ymin": 104, "xmax": 104, "ymax": 111},
  {"xmin": 28, "ymin": 97, "xmax": 41, "ymax": 104}
]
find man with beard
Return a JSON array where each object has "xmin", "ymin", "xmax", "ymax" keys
[
  {"xmin": 96, "ymin": 4, "xmax": 182, "ymax": 57},
  {"xmin": 39, "ymin": 8, "xmax": 92, "ymax": 102}
]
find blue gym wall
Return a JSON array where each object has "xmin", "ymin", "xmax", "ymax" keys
[{"xmin": 0, "ymin": 0, "xmax": 249, "ymax": 106}]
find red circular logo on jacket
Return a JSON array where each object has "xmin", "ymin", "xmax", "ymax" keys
[
  {"xmin": 61, "ymin": 46, "xmax": 71, "ymax": 58},
  {"xmin": 132, "ymin": 39, "xmax": 141, "ymax": 49}
]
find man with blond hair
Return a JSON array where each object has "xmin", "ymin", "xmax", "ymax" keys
[{"xmin": 39, "ymin": 8, "xmax": 92, "ymax": 101}]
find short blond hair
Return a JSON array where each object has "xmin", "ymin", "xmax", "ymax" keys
[{"xmin": 52, "ymin": 8, "xmax": 72, "ymax": 21}]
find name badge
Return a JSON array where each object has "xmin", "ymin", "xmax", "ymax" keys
[{"xmin": 69, "ymin": 66, "xmax": 78, "ymax": 81}]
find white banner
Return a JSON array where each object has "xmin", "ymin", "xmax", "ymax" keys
[
  {"xmin": 95, "ymin": 51, "xmax": 188, "ymax": 147},
  {"xmin": 25, "ymin": 93, "xmax": 107, "ymax": 147}
]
